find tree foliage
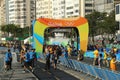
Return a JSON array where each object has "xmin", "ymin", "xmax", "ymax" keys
[
  {"xmin": 85, "ymin": 10, "xmax": 118, "ymax": 37},
  {"xmin": 1, "ymin": 24, "xmax": 32, "ymax": 40}
]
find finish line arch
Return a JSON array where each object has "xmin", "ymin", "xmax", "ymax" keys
[{"xmin": 32, "ymin": 17, "xmax": 89, "ymax": 54}]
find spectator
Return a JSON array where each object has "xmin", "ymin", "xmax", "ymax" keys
[
  {"xmin": 103, "ymin": 49, "xmax": 109, "ymax": 67},
  {"xmin": 33, "ymin": 49, "xmax": 37, "ymax": 67},
  {"xmin": 5, "ymin": 49, "xmax": 12, "ymax": 71},
  {"xmin": 52, "ymin": 50, "xmax": 58, "ymax": 69},
  {"xmin": 20, "ymin": 49, "xmax": 25, "ymax": 66},
  {"xmin": 23, "ymin": 50, "xmax": 31, "ymax": 72},
  {"xmin": 45, "ymin": 50, "xmax": 51, "ymax": 71},
  {"xmin": 110, "ymin": 55, "xmax": 117, "ymax": 71},
  {"xmin": 77, "ymin": 49, "xmax": 84, "ymax": 61},
  {"xmin": 93, "ymin": 48, "xmax": 99, "ymax": 65},
  {"xmin": 109, "ymin": 47, "xmax": 116, "ymax": 57},
  {"xmin": 98, "ymin": 53, "xmax": 103, "ymax": 67},
  {"xmin": 29, "ymin": 49, "xmax": 35, "ymax": 70},
  {"xmin": 67, "ymin": 46, "xmax": 72, "ymax": 56},
  {"xmin": 9, "ymin": 49, "xmax": 12, "ymax": 70}
]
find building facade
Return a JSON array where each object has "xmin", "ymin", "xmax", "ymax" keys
[
  {"xmin": 115, "ymin": 4, "xmax": 120, "ymax": 29},
  {"xmin": 94, "ymin": 0, "xmax": 114, "ymax": 13},
  {"xmin": 52, "ymin": 0, "xmax": 65, "ymax": 19},
  {"xmin": 36, "ymin": 0, "xmax": 52, "ymax": 19},
  {"xmin": 85, "ymin": 0, "xmax": 94, "ymax": 15},
  {"xmin": 65, "ymin": 0, "xmax": 80, "ymax": 18},
  {"xmin": 36, "ymin": 0, "xmax": 85, "ymax": 19},
  {"xmin": 0, "ymin": 0, "xmax": 6, "ymax": 25},
  {"xmin": 7, "ymin": 0, "xmax": 35, "ymax": 28}
]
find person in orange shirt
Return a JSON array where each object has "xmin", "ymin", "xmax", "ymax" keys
[{"xmin": 110, "ymin": 55, "xmax": 117, "ymax": 71}]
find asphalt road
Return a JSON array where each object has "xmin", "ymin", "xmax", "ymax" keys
[{"xmin": 33, "ymin": 61, "xmax": 80, "ymax": 80}]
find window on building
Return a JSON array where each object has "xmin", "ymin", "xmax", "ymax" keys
[
  {"xmin": 67, "ymin": 12, "xmax": 73, "ymax": 15},
  {"xmin": 21, "ymin": 16, "xmax": 26, "ymax": 18},
  {"xmin": 107, "ymin": 0, "xmax": 113, "ymax": 3},
  {"xmin": 67, "ymin": 6, "xmax": 73, "ymax": 9},
  {"xmin": 9, "ymin": 9, "xmax": 14, "ymax": 12},
  {"xmin": 75, "ymin": 10, "xmax": 79, "ymax": 13},
  {"xmin": 23, "ymin": 0, "xmax": 26, "ymax": 2},
  {"xmin": 17, "ymin": 16, "xmax": 21, "ymax": 19},
  {"xmin": 74, "ymin": 15, "xmax": 79, "ymax": 17},
  {"xmin": 116, "ymin": 5, "xmax": 119, "ymax": 14},
  {"xmin": 75, "ymin": 4, "xmax": 79, "ymax": 7},
  {"xmin": 22, "ymin": 8, "xmax": 26, "ymax": 11},
  {"xmin": 23, "ymin": 4, "xmax": 26, "ymax": 7},
  {"xmin": 9, "ymin": 1, "xmax": 14, "ymax": 4},
  {"xmin": 61, "ymin": 6, "xmax": 64, "ymax": 9},
  {"xmin": 17, "ymin": 5, "xmax": 21, "ymax": 7},
  {"xmin": 85, "ymin": 4, "xmax": 92, "ymax": 7},
  {"xmin": 85, "ymin": 9, "xmax": 92, "ymax": 12},
  {"xmin": 61, "ymin": 1, "xmax": 65, "ymax": 4}
]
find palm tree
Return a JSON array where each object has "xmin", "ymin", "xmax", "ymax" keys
[
  {"xmin": 9, "ymin": 24, "xmax": 18, "ymax": 37},
  {"xmin": 1, "ymin": 25, "xmax": 9, "ymax": 36},
  {"xmin": 1, "ymin": 24, "xmax": 19, "ymax": 38}
]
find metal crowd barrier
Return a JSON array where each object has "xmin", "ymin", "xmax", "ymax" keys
[{"xmin": 59, "ymin": 57, "xmax": 120, "ymax": 80}]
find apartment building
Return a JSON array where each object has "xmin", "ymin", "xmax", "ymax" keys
[
  {"xmin": 85, "ymin": 0, "xmax": 94, "ymax": 15},
  {"xmin": 7, "ymin": 0, "xmax": 35, "ymax": 28},
  {"xmin": 36, "ymin": 0, "xmax": 52, "ymax": 19},
  {"xmin": 94, "ymin": 0, "xmax": 114, "ymax": 13},
  {"xmin": 36, "ymin": 0, "xmax": 85, "ymax": 19},
  {"xmin": 115, "ymin": 4, "xmax": 120, "ymax": 29},
  {"xmin": 52, "ymin": 0, "xmax": 65, "ymax": 19},
  {"xmin": 52, "ymin": 0, "xmax": 84, "ymax": 18},
  {"xmin": 65, "ymin": 0, "xmax": 80, "ymax": 18},
  {"xmin": 0, "ymin": 0, "xmax": 6, "ymax": 25}
]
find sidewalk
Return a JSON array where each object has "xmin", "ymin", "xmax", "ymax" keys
[
  {"xmin": 0, "ymin": 62, "xmax": 38, "ymax": 80},
  {"xmin": 0, "ymin": 52, "xmax": 38, "ymax": 80}
]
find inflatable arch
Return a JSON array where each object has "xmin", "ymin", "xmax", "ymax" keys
[{"xmin": 32, "ymin": 17, "xmax": 89, "ymax": 54}]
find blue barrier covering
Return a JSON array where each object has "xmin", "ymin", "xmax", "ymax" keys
[
  {"xmin": 85, "ymin": 65, "xmax": 97, "ymax": 77},
  {"xmin": 93, "ymin": 66, "xmax": 105, "ymax": 79},
  {"xmin": 59, "ymin": 57, "xmax": 120, "ymax": 80}
]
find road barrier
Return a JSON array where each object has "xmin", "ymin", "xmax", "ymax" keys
[
  {"xmin": 39, "ymin": 53, "xmax": 120, "ymax": 80},
  {"xmin": 59, "ymin": 57, "xmax": 120, "ymax": 80}
]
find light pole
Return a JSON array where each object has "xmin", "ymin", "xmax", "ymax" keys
[
  {"xmin": 29, "ymin": 26, "xmax": 31, "ymax": 44},
  {"xmin": 35, "ymin": 0, "xmax": 36, "ymax": 20}
]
